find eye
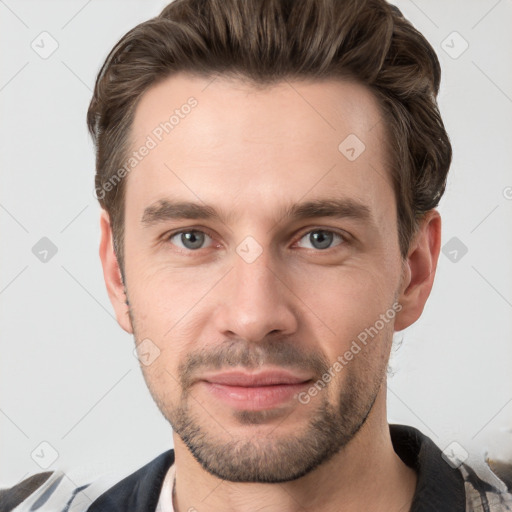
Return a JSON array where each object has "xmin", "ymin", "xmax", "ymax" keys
[
  {"xmin": 296, "ymin": 230, "xmax": 345, "ymax": 250},
  {"xmin": 168, "ymin": 230, "xmax": 213, "ymax": 250}
]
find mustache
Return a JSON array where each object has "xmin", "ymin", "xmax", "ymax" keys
[{"xmin": 178, "ymin": 338, "xmax": 330, "ymax": 389}]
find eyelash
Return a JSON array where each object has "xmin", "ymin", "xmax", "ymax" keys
[{"xmin": 163, "ymin": 227, "xmax": 350, "ymax": 254}]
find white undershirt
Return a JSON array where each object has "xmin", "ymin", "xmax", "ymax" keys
[{"xmin": 155, "ymin": 463, "xmax": 176, "ymax": 512}]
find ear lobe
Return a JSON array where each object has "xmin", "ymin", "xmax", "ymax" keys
[
  {"xmin": 99, "ymin": 210, "xmax": 133, "ymax": 334},
  {"xmin": 394, "ymin": 210, "xmax": 442, "ymax": 332}
]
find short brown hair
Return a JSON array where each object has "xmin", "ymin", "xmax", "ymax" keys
[{"xmin": 87, "ymin": 0, "xmax": 451, "ymax": 275}]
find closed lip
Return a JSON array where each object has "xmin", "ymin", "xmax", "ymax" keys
[{"xmin": 199, "ymin": 370, "xmax": 313, "ymax": 387}]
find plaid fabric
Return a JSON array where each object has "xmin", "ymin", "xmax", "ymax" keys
[{"xmin": 461, "ymin": 464, "xmax": 512, "ymax": 512}]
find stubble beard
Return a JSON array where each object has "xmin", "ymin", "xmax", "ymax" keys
[
  {"xmin": 160, "ymin": 350, "xmax": 383, "ymax": 483},
  {"xmin": 128, "ymin": 304, "xmax": 388, "ymax": 483},
  {"xmin": 166, "ymin": 375, "xmax": 382, "ymax": 483}
]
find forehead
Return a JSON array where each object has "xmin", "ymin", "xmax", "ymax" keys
[{"xmin": 126, "ymin": 72, "xmax": 394, "ymax": 225}]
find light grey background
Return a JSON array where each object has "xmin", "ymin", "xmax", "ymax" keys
[{"xmin": 1, "ymin": 0, "xmax": 511, "ymax": 488}]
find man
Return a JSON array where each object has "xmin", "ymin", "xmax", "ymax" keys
[{"xmin": 2, "ymin": 0, "xmax": 511, "ymax": 510}]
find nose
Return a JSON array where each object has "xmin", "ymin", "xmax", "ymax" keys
[{"xmin": 212, "ymin": 248, "xmax": 299, "ymax": 343}]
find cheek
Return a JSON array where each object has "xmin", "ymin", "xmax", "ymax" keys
[
  {"xmin": 320, "ymin": 314, "xmax": 395, "ymax": 407},
  {"xmin": 287, "ymin": 263, "xmax": 400, "ymax": 393},
  {"xmin": 127, "ymin": 267, "xmax": 222, "ymax": 392},
  {"xmin": 140, "ymin": 361, "xmax": 182, "ymax": 416},
  {"xmin": 126, "ymin": 264, "xmax": 219, "ymax": 338},
  {"xmin": 290, "ymin": 263, "xmax": 398, "ymax": 339}
]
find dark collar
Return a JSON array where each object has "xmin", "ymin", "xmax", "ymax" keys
[
  {"xmin": 88, "ymin": 449, "xmax": 175, "ymax": 511},
  {"xmin": 89, "ymin": 424, "xmax": 466, "ymax": 511},
  {"xmin": 390, "ymin": 423, "xmax": 466, "ymax": 512}
]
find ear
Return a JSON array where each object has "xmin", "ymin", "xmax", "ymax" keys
[
  {"xmin": 394, "ymin": 209, "xmax": 442, "ymax": 332},
  {"xmin": 99, "ymin": 209, "xmax": 133, "ymax": 334}
]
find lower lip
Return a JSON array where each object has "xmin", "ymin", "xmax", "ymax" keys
[{"xmin": 201, "ymin": 381, "xmax": 310, "ymax": 410}]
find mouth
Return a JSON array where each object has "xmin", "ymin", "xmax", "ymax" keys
[{"xmin": 198, "ymin": 370, "xmax": 313, "ymax": 411}]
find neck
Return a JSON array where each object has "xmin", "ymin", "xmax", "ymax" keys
[{"xmin": 171, "ymin": 390, "xmax": 417, "ymax": 512}]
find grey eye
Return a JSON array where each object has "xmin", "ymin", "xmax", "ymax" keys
[
  {"xmin": 297, "ymin": 230, "xmax": 343, "ymax": 250},
  {"xmin": 170, "ymin": 230, "xmax": 212, "ymax": 250}
]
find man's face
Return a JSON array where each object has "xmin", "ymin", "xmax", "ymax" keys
[{"xmin": 109, "ymin": 74, "xmax": 409, "ymax": 482}]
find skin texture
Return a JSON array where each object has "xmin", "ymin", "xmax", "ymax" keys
[{"xmin": 99, "ymin": 73, "xmax": 441, "ymax": 512}]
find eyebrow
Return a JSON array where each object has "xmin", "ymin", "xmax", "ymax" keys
[
  {"xmin": 141, "ymin": 197, "xmax": 373, "ymax": 227},
  {"xmin": 141, "ymin": 200, "xmax": 221, "ymax": 226},
  {"xmin": 283, "ymin": 198, "xmax": 372, "ymax": 224}
]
